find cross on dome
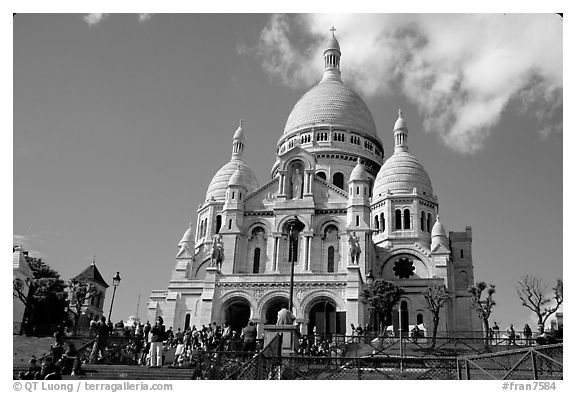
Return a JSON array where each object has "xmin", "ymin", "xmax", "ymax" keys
[{"xmin": 330, "ymin": 26, "xmax": 336, "ymax": 35}]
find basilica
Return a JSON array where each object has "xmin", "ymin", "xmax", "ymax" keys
[{"xmin": 148, "ymin": 31, "xmax": 482, "ymax": 337}]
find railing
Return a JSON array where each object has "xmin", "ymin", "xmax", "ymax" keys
[
  {"xmin": 457, "ymin": 344, "xmax": 563, "ymax": 380},
  {"xmin": 294, "ymin": 334, "xmax": 561, "ymax": 359},
  {"xmin": 226, "ymin": 355, "xmax": 458, "ymax": 380}
]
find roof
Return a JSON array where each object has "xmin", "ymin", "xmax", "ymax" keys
[
  {"xmin": 282, "ymin": 80, "xmax": 378, "ymax": 139},
  {"xmin": 205, "ymin": 158, "xmax": 258, "ymax": 201},
  {"xmin": 73, "ymin": 264, "xmax": 109, "ymax": 288},
  {"xmin": 373, "ymin": 151, "xmax": 433, "ymax": 197}
]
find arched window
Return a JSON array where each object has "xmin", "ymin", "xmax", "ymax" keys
[
  {"xmin": 317, "ymin": 172, "xmax": 327, "ymax": 181},
  {"xmin": 228, "ymin": 219, "xmax": 232, "ymax": 230},
  {"xmin": 427, "ymin": 213, "xmax": 432, "ymax": 233},
  {"xmin": 232, "ymin": 191, "xmax": 235, "ymax": 200},
  {"xmin": 381, "ymin": 213, "xmax": 385, "ymax": 231},
  {"xmin": 460, "ymin": 249, "xmax": 464, "ymax": 259},
  {"xmin": 395, "ymin": 210, "xmax": 402, "ymax": 230},
  {"xmin": 404, "ymin": 209, "xmax": 411, "ymax": 229},
  {"xmin": 421, "ymin": 211, "xmax": 426, "ymax": 231},
  {"xmin": 356, "ymin": 215, "xmax": 360, "ymax": 227},
  {"xmin": 368, "ymin": 179, "xmax": 373, "ymax": 197},
  {"xmin": 400, "ymin": 301, "xmax": 409, "ymax": 335},
  {"xmin": 417, "ymin": 313, "xmax": 424, "ymax": 325},
  {"xmin": 215, "ymin": 215, "xmax": 222, "ymax": 234},
  {"xmin": 333, "ymin": 172, "xmax": 344, "ymax": 190},
  {"xmin": 356, "ymin": 186, "xmax": 360, "ymax": 195},
  {"xmin": 374, "ymin": 215, "xmax": 379, "ymax": 230},
  {"xmin": 184, "ymin": 314, "xmax": 191, "ymax": 331},
  {"xmin": 327, "ymin": 246, "xmax": 335, "ymax": 273},
  {"xmin": 253, "ymin": 248, "xmax": 261, "ymax": 274}
]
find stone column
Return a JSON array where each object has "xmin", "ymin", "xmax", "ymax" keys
[{"xmin": 272, "ymin": 233, "xmax": 282, "ymax": 273}]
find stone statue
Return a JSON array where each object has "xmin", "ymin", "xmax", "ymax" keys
[
  {"xmin": 348, "ymin": 232, "xmax": 361, "ymax": 265},
  {"xmin": 291, "ymin": 168, "xmax": 303, "ymax": 199},
  {"xmin": 276, "ymin": 306, "xmax": 295, "ymax": 325},
  {"xmin": 210, "ymin": 235, "xmax": 224, "ymax": 270}
]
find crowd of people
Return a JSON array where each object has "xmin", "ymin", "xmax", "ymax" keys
[
  {"xmin": 488, "ymin": 322, "xmax": 562, "ymax": 346},
  {"xmin": 88, "ymin": 316, "xmax": 264, "ymax": 368}
]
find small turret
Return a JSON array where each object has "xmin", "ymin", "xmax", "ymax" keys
[
  {"xmin": 348, "ymin": 158, "xmax": 370, "ymax": 229},
  {"xmin": 431, "ymin": 215, "xmax": 450, "ymax": 251}
]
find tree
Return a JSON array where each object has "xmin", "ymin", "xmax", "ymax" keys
[
  {"xmin": 469, "ymin": 282, "xmax": 496, "ymax": 346},
  {"xmin": 13, "ymin": 255, "xmax": 67, "ymax": 334},
  {"xmin": 516, "ymin": 275, "xmax": 563, "ymax": 334},
  {"xmin": 423, "ymin": 284, "xmax": 450, "ymax": 347},
  {"xmin": 361, "ymin": 280, "xmax": 403, "ymax": 335},
  {"xmin": 67, "ymin": 279, "xmax": 97, "ymax": 335}
]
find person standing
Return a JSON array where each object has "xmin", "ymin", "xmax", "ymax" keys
[
  {"xmin": 523, "ymin": 324, "xmax": 533, "ymax": 346},
  {"xmin": 144, "ymin": 321, "xmax": 151, "ymax": 342},
  {"xmin": 90, "ymin": 316, "xmax": 110, "ymax": 363},
  {"xmin": 506, "ymin": 324, "xmax": 516, "ymax": 345},
  {"xmin": 492, "ymin": 322, "xmax": 500, "ymax": 343},
  {"xmin": 242, "ymin": 322, "xmax": 257, "ymax": 352},
  {"xmin": 149, "ymin": 316, "xmax": 165, "ymax": 368}
]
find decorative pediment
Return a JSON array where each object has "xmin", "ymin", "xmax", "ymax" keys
[
  {"xmin": 276, "ymin": 146, "xmax": 316, "ymax": 171},
  {"xmin": 244, "ymin": 177, "xmax": 279, "ymax": 210},
  {"xmin": 312, "ymin": 176, "xmax": 348, "ymax": 206}
]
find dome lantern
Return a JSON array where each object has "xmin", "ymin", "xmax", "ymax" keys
[
  {"xmin": 394, "ymin": 109, "xmax": 409, "ymax": 153},
  {"xmin": 321, "ymin": 27, "xmax": 342, "ymax": 83}
]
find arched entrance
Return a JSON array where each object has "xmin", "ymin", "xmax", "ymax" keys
[
  {"xmin": 307, "ymin": 299, "xmax": 345, "ymax": 336},
  {"xmin": 224, "ymin": 298, "xmax": 251, "ymax": 333},
  {"xmin": 263, "ymin": 297, "xmax": 289, "ymax": 325}
]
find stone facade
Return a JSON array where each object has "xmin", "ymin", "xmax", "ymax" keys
[{"xmin": 148, "ymin": 32, "xmax": 482, "ymax": 337}]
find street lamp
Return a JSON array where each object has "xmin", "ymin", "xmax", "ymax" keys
[
  {"xmin": 365, "ymin": 270, "xmax": 374, "ymax": 334},
  {"xmin": 107, "ymin": 272, "xmax": 121, "ymax": 322},
  {"xmin": 366, "ymin": 270, "xmax": 374, "ymax": 286}
]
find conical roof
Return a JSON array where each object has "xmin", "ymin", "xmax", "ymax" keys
[
  {"xmin": 350, "ymin": 158, "xmax": 368, "ymax": 181},
  {"xmin": 73, "ymin": 263, "xmax": 109, "ymax": 288}
]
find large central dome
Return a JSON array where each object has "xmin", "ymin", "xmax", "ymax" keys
[
  {"xmin": 283, "ymin": 78, "xmax": 378, "ymax": 139},
  {"xmin": 280, "ymin": 31, "xmax": 379, "ymax": 143}
]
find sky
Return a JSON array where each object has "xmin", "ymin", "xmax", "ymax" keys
[{"xmin": 11, "ymin": 12, "xmax": 565, "ymax": 331}]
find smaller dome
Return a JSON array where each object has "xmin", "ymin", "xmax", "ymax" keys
[
  {"xmin": 431, "ymin": 216, "xmax": 449, "ymax": 251},
  {"xmin": 394, "ymin": 109, "xmax": 407, "ymax": 131},
  {"xmin": 373, "ymin": 152, "xmax": 433, "ymax": 197},
  {"xmin": 205, "ymin": 160, "xmax": 258, "ymax": 201},
  {"xmin": 350, "ymin": 158, "xmax": 368, "ymax": 181},
  {"xmin": 325, "ymin": 32, "xmax": 340, "ymax": 53},
  {"xmin": 228, "ymin": 164, "xmax": 243, "ymax": 187},
  {"xmin": 178, "ymin": 223, "xmax": 194, "ymax": 246},
  {"xmin": 233, "ymin": 120, "xmax": 245, "ymax": 142},
  {"xmin": 431, "ymin": 216, "xmax": 447, "ymax": 238}
]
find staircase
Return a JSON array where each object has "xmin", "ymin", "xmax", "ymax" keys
[{"xmin": 13, "ymin": 364, "xmax": 199, "ymax": 380}]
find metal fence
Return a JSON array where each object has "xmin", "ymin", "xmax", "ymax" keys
[
  {"xmin": 224, "ymin": 355, "xmax": 458, "ymax": 380},
  {"xmin": 295, "ymin": 333, "xmax": 561, "ymax": 358},
  {"xmin": 457, "ymin": 344, "xmax": 563, "ymax": 380}
]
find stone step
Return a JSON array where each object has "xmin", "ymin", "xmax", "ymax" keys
[{"xmin": 14, "ymin": 364, "xmax": 199, "ymax": 380}]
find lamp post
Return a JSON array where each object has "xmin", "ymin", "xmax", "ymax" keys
[
  {"xmin": 107, "ymin": 272, "xmax": 121, "ymax": 322},
  {"xmin": 365, "ymin": 270, "xmax": 374, "ymax": 334},
  {"xmin": 288, "ymin": 222, "xmax": 296, "ymax": 312}
]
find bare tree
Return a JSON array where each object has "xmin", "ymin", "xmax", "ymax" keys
[
  {"xmin": 516, "ymin": 275, "xmax": 563, "ymax": 334},
  {"xmin": 469, "ymin": 282, "xmax": 496, "ymax": 346},
  {"xmin": 67, "ymin": 279, "xmax": 97, "ymax": 335},
  {"xmin": 423, "ymin": 284, "xmax": 450, "ymax": 347}
]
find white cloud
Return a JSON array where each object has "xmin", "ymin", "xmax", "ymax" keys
[
  {"xmin": 83, "ymin": 13, "xmax": 108, "ymax": 26},
  {"xmin": 138, "ymin": 14, "xmax": 152, "ymax": 22},
  {"xmin": 250, "ymin": 14, "xmax": 563, "ymax": 154}
]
